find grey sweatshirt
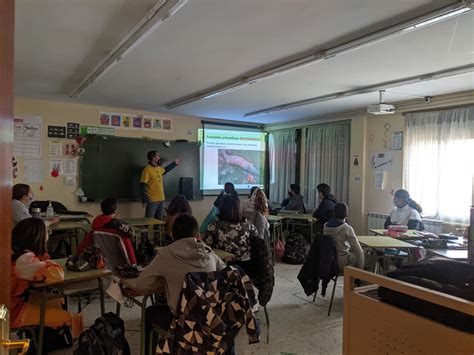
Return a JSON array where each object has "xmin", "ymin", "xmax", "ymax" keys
[
  {"xmin": 323, "ymin": 222, "xmax": 365, "ymax": 271},
  {"xmin": 136, "ymin": 237, "xmax": 226, "ymax": 314}
]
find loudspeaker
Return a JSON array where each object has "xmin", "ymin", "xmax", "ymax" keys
[{"xmin": 179, "ymin": 177, "xmax": 193, "ymax": 200}]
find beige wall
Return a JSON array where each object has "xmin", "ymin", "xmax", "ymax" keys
[{"xmin": 14, "ymin": 97, "xmax": 215, "ymax": 223}]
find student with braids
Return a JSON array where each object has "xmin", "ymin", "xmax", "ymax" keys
[{"xmin": 384, "ymin": 189, "xmax": 424, "ymax": 231}]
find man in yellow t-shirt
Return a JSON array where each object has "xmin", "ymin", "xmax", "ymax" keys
[{"xmin": 140, "ymin": 150, "xmax": 181, "ymax": 220}]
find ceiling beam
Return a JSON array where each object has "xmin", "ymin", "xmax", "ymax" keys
[
  {"xmin": 166, "ymin": 1, "xmax": 473, "ymax": 109},
  {"xmin": 244, "ymin": 64, "xmax": 474, "ymax": 117}
]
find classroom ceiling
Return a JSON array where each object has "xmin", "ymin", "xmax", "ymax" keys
[{"xmin": 15, "ymin": 0, "xmax": 474, "ymax": 124}]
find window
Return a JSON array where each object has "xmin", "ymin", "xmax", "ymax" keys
[{"xmin": 404, "ymin": 107, "xmax": 474, "ymax": 223}]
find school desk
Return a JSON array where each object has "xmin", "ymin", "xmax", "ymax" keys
[
  {"xmin": 369, "ymin": 229, "xmax": 419, "ymax": 237},
  {"xmin": 50, "ymin": 219, "xmax": 92, "ymax": 252},
  {"xmin": 117, "ymin": 276, "xmax": 165, "ymax": 355},
  {"xmin": 267, "ymin": 215, "xmax": 283, "ymax": 263},
  {"xmin": 357, "ymin": 236, "xmax": 420, "ymax": 275},
  {"xmin": 277, "ymin": 213, "xmax": 317, "ymax": 242},
  {"xmin": 426, "ymin": 249, "xmax": 468, "ymax": 261},
  {"xmin": 123, "ymin": 217, "xmax": 166, "ymax": 246},
  {"xmin": 31, "ymin": 258, "xmax": 112, "ymax": 355}
]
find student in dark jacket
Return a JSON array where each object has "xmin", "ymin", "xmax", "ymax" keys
[
  {"xmin": 281, "ymin": 184, "xmax": 306, "ymax": 213},
  {"xmin": 313, "ymin": 183, "xmax": 337, "ymax": 233}
]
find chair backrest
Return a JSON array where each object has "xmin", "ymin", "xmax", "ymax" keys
[
  {"xmin": 92, "ymin": 231, "xmax": 130, "ymax": 270},
  {"xmin": 30, "ymin": 200, "xmax": 68, "ymax": 213},
  {"xmin": 157, "ymin": 266, "xmax": 260, "ymax": 354}
]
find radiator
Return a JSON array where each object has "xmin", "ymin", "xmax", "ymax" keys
[{"xmin": 367, "ymin": 212, "xmax": 444, "ymax": 235}]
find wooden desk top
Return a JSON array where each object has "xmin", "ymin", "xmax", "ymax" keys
[
  {"xmin": 120, "ymin": 276, "xmax": 165, "ymax": 295},
  {"xmin": 357, "ymin": 236, "xmax": 419, "ymax": 248},
  {"xmin": 277, "ymin": 213, "xmax": 316, "ymax": 222},
  {"xmin": 427, "ymin": 249, "xmax": 468, "ymax": 261},
  {"xmin": 369, "ymin": 229, "xmax": 419, "ymax": 237},
  {"xmin": 50, "ymin": 220, "xmax": 92, "ymax": 232},
  {"xmin": 266, "ymin": 215, "xmax": 282, "ymax": 222},
  {"xmin": 32, "ymin": 258, "xmax": 112, "ymax": 288},
  {"xmin": 123, "ymin": 217, "xmax": 165, "ymax": 226}
]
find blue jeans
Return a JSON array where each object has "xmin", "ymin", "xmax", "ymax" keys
[{"xmin": 145, "ymin": 201, "xmax": 165, "ymax": 220}]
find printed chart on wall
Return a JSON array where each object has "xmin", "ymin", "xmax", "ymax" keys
[
  {"xmin": 199, "ymin": 124, "xmax": 266, "ymax": 194},
  {"xmin": 14, "ymin": 117, "xmax": 42, "ymax": 157}
]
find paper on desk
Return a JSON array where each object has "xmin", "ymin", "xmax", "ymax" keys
[{"xmin": 106, "ymin": 279, "xmax": 124, "ymax": 304}]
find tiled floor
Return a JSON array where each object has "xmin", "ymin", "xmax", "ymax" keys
[{"xmin": 49, "ymin": 262, "xmax": 343, "ymax": 355}]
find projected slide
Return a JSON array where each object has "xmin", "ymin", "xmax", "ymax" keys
[{"xmin": 200, "ymin": 128, "xmax": 265, "ymax": 193}]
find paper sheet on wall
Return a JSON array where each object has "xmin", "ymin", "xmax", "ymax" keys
[
  {"xmin": 14, "ymin": 117, "xmax": 42, "ymax": 157},
  {"xmin": 375, "ymin": 171, "xmax": 385, "ymax": 190},
  {"xmin": 24, "ymin": 159, "xmax": 43, "ymax": 182},
  {"xmin": 50, "ymin": 158, "xmax": 63, "ymax": 175},
  {"xmin": 49, "ymin": 141, "xmax": 62, "ymax": 156},
  {"xmin": 63, "ymin": 158, "xmax": 78, "ymax": 176}
]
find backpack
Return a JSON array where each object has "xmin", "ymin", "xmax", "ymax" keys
[
  {"xmin": 74, "ymin": 313, "xmax": 130, "ymax": 355},
  {"xmin": 281, "ymin": 233, "xmax": 307, "ymax": 264},
  {"xmin": 21, "ymin": 325, "xmax": 73, "ymax": 354}
]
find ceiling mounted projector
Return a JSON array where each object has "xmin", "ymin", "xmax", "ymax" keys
[{"xmin": 367, "ymin": 90, "xmax": 395, "ymax": 115}]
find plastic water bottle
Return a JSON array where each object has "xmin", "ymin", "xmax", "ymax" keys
[{"xmin": 46, "ymin": 201, "xmax": 54, "ymax": 218}]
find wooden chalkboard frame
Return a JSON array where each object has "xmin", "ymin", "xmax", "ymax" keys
[{"xmin": 80, "ymin": 136, "xmax": 202, "ymax": 201}]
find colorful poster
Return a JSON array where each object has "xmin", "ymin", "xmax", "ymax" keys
[
  {"xmin": 162, "ymin": 118, "xmax": 172, "ymax": 131},
  {"xmin": 122, "ymin": 115, "xmax": 131, "ymax": 128},
  {"xmin": 99, "ymin": 112, "xmax": 111, "ymax": 126},
  {"xmin": 153, "ymin": 119, "xmax": 162, "ymax": 129},
  {"xmin": 143, "ymin": 117, "xmax": 152, "ymax": 129},
  {"xmin": 111, "ymin": 114, "xmax": 122, "ymax": 127},
  {"xmin": 132, "ymin": 115, "xmax": 143, "ymax": 128}
]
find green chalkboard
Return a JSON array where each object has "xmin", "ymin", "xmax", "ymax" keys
[{"xmin": 80, "ymin": 136, "xmax": 202, "ymax": 201}]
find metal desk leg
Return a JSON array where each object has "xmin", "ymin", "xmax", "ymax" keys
[
  {"xmin": 98, "ymin": 278, "xmax": 105, "ymax": 315},
  {"xmin": 37, "ymin": 287, "xmax": 47, "ymax": 355},
  {"xmin": 141, "ymin": 295, "xmax": 150, "ymax": 355},
  {"xmin": 148, "ymin": 225, "xmax": 154, "ymax": 246}
]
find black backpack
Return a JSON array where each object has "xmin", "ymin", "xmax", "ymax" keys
[
  {"xmin": 74, "ymin": 313, "xmax": 130, "ymax": 355},
  {"xmin": 281, "ymin": 233, "xmax": 307, "ymax": 264}
]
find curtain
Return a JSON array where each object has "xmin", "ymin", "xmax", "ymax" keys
[
  {"xmin": 404, "ymin": 106, "xmax": 474, "ymax": 223},
  {"xmin": 303, "ymin": 122, "xmax": 350, "ymax": 209},
  {"xmin": 268, "ymin": 129, "xmax": 297, "ymax": 204}
]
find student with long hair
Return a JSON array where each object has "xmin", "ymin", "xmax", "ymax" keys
[
  {"xmin": 241, "ymin": 186, "xmax": 270, "ymax": 240},
  {"xmin": 11, "ymin": 218, "xmax": 83, "ymax": 339},
  {"xmin": 205, "ymin": 195, "xmax": 258, "ymax": 263},
  {"xmin": 384, "ymin": 189, "xmax": 424, "ymax": 230},
  {"xmin": 165, "ymin": 194, "xmax": 192, "ymax": 238}
]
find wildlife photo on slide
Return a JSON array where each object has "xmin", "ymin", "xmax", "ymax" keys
[{"xmin": 218, "ymin": 149, "xmax": 263, "ymax": 185}]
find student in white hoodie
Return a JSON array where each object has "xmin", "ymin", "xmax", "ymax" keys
[
  {"xmin": 137, "ymin": 213, "xmax": 226, "ymax": 352},
  {"xmin": 323, "ymin": 203, "xmax": 365, "ymax": 271}
]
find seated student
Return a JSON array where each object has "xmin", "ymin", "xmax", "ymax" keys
[
  {"xmin": 77, "ymin": 197, "xmax": 137, "ymax": 264},
  {"xmin": 384, "ymin": 189, "xmax": 424, "ymax": 230},
  {"xmin": 12, "ymin": 183, "xmax": 59, "ymax": 226},
  {"xmin": 281, "ymin": 183, "xmax": 306, "ymax": 213},
  {"xmin": 136, "ymin": 214, "xmax": 225, "ymax": 352},
  {"xmin": 11, "ymin": 218, "xmax": 83, "ymax": 339},
  {"xmin": 205, "ymin": 195, "xmax": 259, "ymax": 271},
  {"xmin": 241, "ymin": 186, "xmax": 270, "ymax": 240},
  {"xmin": 164, "ymin": 194, "xmax": 192, "ymax": 239},
  {"xmin": 313, "ymin": 183, "xmax": 338, "ymax": 233},
  {"xmin": 199, "ymin": 182, "xmax": 238, "ymax": 235},
  {"xmin": 323, "ymin": 203, "xmax": 364, "ymax": 271}
]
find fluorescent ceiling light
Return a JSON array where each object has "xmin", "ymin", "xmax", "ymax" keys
[
  {"xmin": 69, "ymin": 0, "xmax": 187, "ymax": 98},
  {"xmin": 244, "ymin": 64, "xmax": 474, "ymax": 117},
  {"xmin": 166, "ymin": 1, "xmax": 472, "ymax": 109}
]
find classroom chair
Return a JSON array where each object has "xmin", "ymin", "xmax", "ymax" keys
[
  {"xmin": 312, "ymin": 273, "xmax": 341, "ymax": 316},
  {"xmin": 92, "ymin": 231, "xmax": 131, "ymax": 270}
]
